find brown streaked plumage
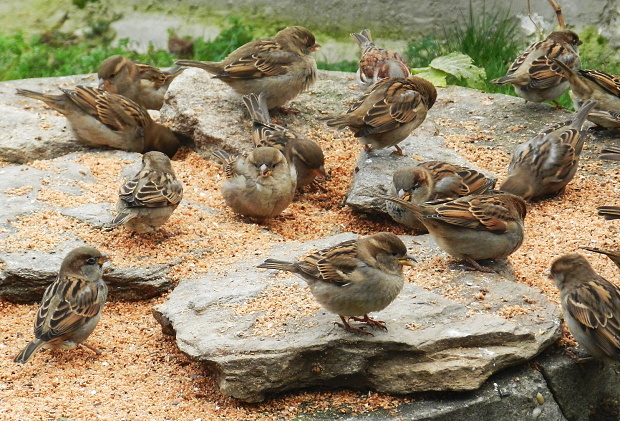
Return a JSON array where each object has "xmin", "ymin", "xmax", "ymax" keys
[
  {"xmin": 258, "ymin": 232, "xmax": 415, "ymax": 335},
  {"xmin": 351, "ymin": 29, "xmax": 410, "ymax": 87}
]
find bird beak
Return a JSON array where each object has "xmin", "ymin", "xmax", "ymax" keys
[
  {"xmin": 398, "ymin": 189, "xmax": 411, "ymax": 201},
  {"xmin": 98, "ymin": 254, "xmax": 109, "ymax": 266},
  {"xmin": 312, "ymin": 43, "xmax": 321, "ymax": 52},
  {"xmin": 399, "ymin": 254, "xmax": 417, "ymax": 266},
  {"xmin": 313, "ymin": 165, "xmax": 327, "ymax": 178},
  {"xmin": 260, "ymin": 164, "xmax": 271, "ymax": 177},
  {"xmin": 98, "ymin": 78, "xmax": 105, "ymax": 89}
]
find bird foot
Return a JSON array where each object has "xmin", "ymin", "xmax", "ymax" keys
[
  {"xmin": 80, "ymin": 342, "xmax": 102, "ymax": 355},
  {"xmin": 337, "ymin": 316, "xmax": 374, "ymax": 336},
  {"xmin": 349, "ymin": 315, "xmax": 388, "ymax": 331},
  {"xmin": 391, "ymin": 145, "xmax": 405, "ymax": 156},
  {"xmin": 463, "ymin": 257, "xmax": 497, "ymax": 273}
]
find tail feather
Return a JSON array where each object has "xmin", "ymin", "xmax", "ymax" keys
[
  {"xmin": 242, "ymin": 93, "xmax": 271, "ymax": 125},
  {"xmin": 175, "ymin": 60, "xmax": 221, "ymax": 75},
  {"xmin": 599, "ymin": 146, "xmax": 620, "ymax": 161},
  {"xmin": 257, "ymin": 259, "xmax": 296, "ymax": 272},
  {"xmin": 570, "ymin": 100, "xmax": 598, "ymax": 129},
  {"xmin": 583, "ymin": 247, "xmax": 620, "ymax": 269},
  {"xmin": 350, "ymin": 29, "xmax": 373, "ymax": 48},
  {"xmin": 14, "ymin": 339, "xmax": 45, "ymax": 364},
  {"xmin": 598, "ymin": 206, "xmax": 620, "ymax": 220},
  {"xmin": 15, "ymin": 88, "xmax": 61, "ymax": 107}
]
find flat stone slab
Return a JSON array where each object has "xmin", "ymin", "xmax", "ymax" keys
[
  {"xmin": 0, "ymin": 150, "xmax": 176, "ymax": 303},
  {"xmin": 153, "ymin": 233, "xmax": 560, "ymax": 402}
]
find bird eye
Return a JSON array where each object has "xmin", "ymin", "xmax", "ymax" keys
[
  {"xmin": 391, "ymin": 251, "xmax": 399, "ymax": 256},
  {"xmin": 86, "ymin": 257, "xmax": 97, "ymax": 265},
  {"xmin": 109, "ymin": 73, "xmax": 116, "ymax": 79}
]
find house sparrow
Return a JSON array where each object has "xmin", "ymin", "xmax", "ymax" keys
[
  {"xmin": 16, "ymin": 86, "xmax": 180, "ymax": 158},
  {"xmin": 14, "ymin": 246, "xmax": 108, "ymax": 363},
  {"xmin": 323, "ymin": 76, "xmax": 437, "ymax": 156},
  {"xmin": 597, "ymin": 205, "xmax": 620, "ymax": 220},
  {"xmin": 106, "ymin": 151, "xmax": 183, "ymax": 233},
  {"xmin": 351, "ymin": 29, "xmax": 410, "ymax": 87},
  {"xmin": 491, "ymin": 30, "xmax": 581, "ymax": 105},
  {"xmin": 212, "ymin": 146, "xmax": 296, "ymax": 220},
  {"xmin": 499, "ymin": 99, "xmax": 597, "ymax": 200},
  {"xmin": 176, "ymin": 26, "xmax": 319, "ymax": 111},
  {"xmin": 549, "ymin": 253, "xmax": 620, "ymax": 363},
  {"xmin": 257, "ymin": 232, "xmax": 415, "ymax": 334},
  {"xmin": 98, "ymin": 55, "xmax": 184, "ymax": 110},
  {"xmin": 167, "ymin": 32, "xmax": 195, "ymax": 59},
  {"xmin": 583, "ymin": 247, "xmax": 620, "ymax": 271},
  {"xmin": 386, "ymin": 161, "xmax": 496, "ymax": 231},
  {"xmin": 384, "ymin": 191, "xmax": 526, "ymax": 272},
  {"xmin": 548, "ymin": 60, "xmax": 620, "ymax": 127},
  {"xmin": 242, "ymin": 93, "xmax": 325, "ymax": 189}
]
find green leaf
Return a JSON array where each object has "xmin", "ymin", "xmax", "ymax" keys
[
  {"xmin": 428, "ymin": 52, "xmax": 486, "ymax": 89},
  {"xmin": 410, "ymin": 67, "xmax": 448, "ymax": 87}
]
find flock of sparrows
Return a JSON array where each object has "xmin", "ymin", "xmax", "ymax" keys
[{"xmin": 12, "ymin": 26, "xmax": 620, "ymax": 365}]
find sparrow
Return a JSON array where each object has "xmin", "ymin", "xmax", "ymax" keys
[
  {"xmin": 167, "ymin": 32, "xmax": 195, "ymax": 59},
  {"xmin": 491, "ymin": 30, "xmax": 581, "ymax": 105},
  {"xmin": 383, "ymin": 191, "xmax": 527, "ymax": 272},
  {"xmin": 106, "ymin": 151, "xmax": 183, "ymax": 233},
  {"xmin": 323, "ymin": 76, "xmax": 437, "ymax": 156},
  {"xmin": 549, "ymin": 253, "xmax": 620, "ymax": 363},
  {"xmin": 176, "ymin": 26, "xmax": 319, "ymax": 111},
  {"xmin": 597, "ymin": 205, "xmax": 620, "ymax": 220},
  {"xmin": 499, "ymin": 99, "xmax": 597, "ymax": 200},
  {"xmin": 242, "ymin": 92, "xmax": 325, "ymax": 189},
  {"xmin": 583, "ymin": 247, "xmax": 620, "ymax": 271},
  {"xmin": 16, "ymin": 86, "xmax": 180, "ymax": 158},
  {"xmin": 386, "ymin": 161, "xmax": 496, "ymax": 231},
  {"xmin": 14, "ymin": 246, "xmax": 108, "ymax": 363},
  {"xmin": 351, "ymin": 29, "xmax": 410, "ymax": 87},
  {"xmin": 212, "ymin": 146, "xmax": 296, "ymax": 220},
  {"xmin": 257, "ymin": 232, "xmax": 415, "ymax": 335},
  {"xmin": 548, "ymin": 60, "xmax": 620, "ymax": 127},
  {"xmin": 98, "ymin": 55, "xmax": 184, "ymax": 110}
]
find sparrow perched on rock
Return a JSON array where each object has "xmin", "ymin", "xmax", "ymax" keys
[
  {"xmin": 324, "ymin": 76, "xmax": 437, "ymax": 155},
  {"xmin": 258, "ymin": 232, "xmax": 415, "ymax": 334},
  {"xmin": 583, "ymin": 247, "xmax": 620, "ymax": 271},
  {"xmin": 499, "ymin": 99, "xmax": 597, "ymax": 200},
  {"xmin": 176, "ymin": 26, "xmax": 319, "ymax": 111},
  {"xmin": 16, "ymin": 86, "xmax": 180, "ymax": 157},
  {"xmin": 351, "ymin": 29, "xmax": 410, "ymax": 87},
  {"xmin": 384, "ymin": 191, "xmax": 526, "ymax": 272},
  {"xmin": 14, "ymin": 246, "xmax": 108, "ymax": 363},
  {"xmin": 242, "ymin": 93, "xmax": 325, "ymax": 189},
  {"xmin": 548, "ymin": 60, "xmax": 620, "ymax": 127},
  {"xmin": 213, "ymin": 146, "xmax": 296, "ymax": 220},
  {"xmin": 98, "ymin": 55, "xmax": 184, "ymax": 110},
  {"xmin": 106, "ymin": 151, "xmax": 183, "ymax": 233},
  {"xmin": 597, "ymin": 205, "xmax": 620, "ymax": 220},
  {"xmin": 491, "ymin": 30, "xmax": 581, "ymax": 105},
  {"xmin": 386, "ymin": 161, "xmax": 496, "ymax": 231},
  {"xmin": 550, "ymin": 253, "xmax": 620, "ymax": 363}
]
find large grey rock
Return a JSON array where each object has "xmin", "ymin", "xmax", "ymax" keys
[
  {"xmin": 153, "ymin": 233, "xmax": 561, "ymax": 403},
  {"xmin": 0, "ymin": 150, "xmax": 177, "ymax": 303},
  {"xmin": 297, "ymin": 363, "xmax": 566, "ymax": 420},
  {"xmin": 538, "ymin": 351, "xmax": 620, "ymax": 421}
]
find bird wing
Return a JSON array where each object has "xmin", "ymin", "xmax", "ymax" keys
[
  {"xmin": 220, "ymin": 40, "xmax": 295, "ymax": 79},
  {"xmin": 135, "ymin": 63, "xmax": 167, "ymax": 90},
  {"xmin": 580, "ymin": 69, "xmax": 620, "ymax": 97},
  {"xmin": 34, "ymin": 276, "xmax": 104, "ymax": 342},
  {"xmin": 119, "ymin": 170, "xmax": 182, "ymax": 208},
  {"xmin": 296, "ymin": 240, "xmax": 360, "ymax": 286},
  {"xmin": 430, "ymin": 194, "xmax": 513, "ymax": 232}
]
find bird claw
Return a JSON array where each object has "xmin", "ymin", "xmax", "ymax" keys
[
  {"xmin": 335, "ymin": 321, "xmax": 374, "ymax": 336},
  {"xmin": 349, "ymin": 315, "xmax": 388, "ymax": 331}
]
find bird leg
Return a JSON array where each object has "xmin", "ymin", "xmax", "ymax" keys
[
  {"xmin": 79, "ymin": 342, "xmax": 103, "ymax": 355},
  {"xmin": 392, "ymin": 145, "xmax": 405, "ymax": 156},
  {"xmin": 350, "ymin": 314, "xmax": 388, "ymax": 331},
  {"xmin": 274, "ymin": 106, "xmax": 300, "ymax": 115},
  {"xmin": 463, "ymin": 257, "xmax": 497, "ymax": 273},
  {"xmin": 363, "ymin": 144, "xmax": 374, "ymax": 153},
  {"xmin": 336, "ymin": 316, "xmax": 373, "ymax": 335}
]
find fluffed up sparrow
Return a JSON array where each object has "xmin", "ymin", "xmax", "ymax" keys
[
  {"xmin": 492, "ymin": 30, "xmax": 581, "ymax": 105},
  {"xmin": 176, "ymin": 26, "xmax": 319, "ymax": 111},
  {"xmin": 550, "ymin": 253, "xmax": 620, "ymax": 363},
  {"xmin": 386, "ymin": 161, "xmax": 496, "ymax": 231},
  {"xmin": 597, "ymin": 205, "xmax": 620, "ymax": 220},
  {"xmin": 106, "ymin": 151, "xmax": 183, "ymax": 233},
  {"xmin": 323, "ymin": 76, "xmax": 437, "ymax": 156},
  {"xmin": 16, "ymin": 86, "xmax": 180, "ymax": 158},
  {"xmin": 351, "ymin": 29, "xmax": 410, "ymax": 87},
  {"xmin": 242, "ymin": 92, "xmax": 325, "ymax": 189},
  {"xmin": 257, "ymin": 232, "xmax": 415, "ymax": 335},
  {"xmin": 212, "ymin": 146, "xmax": 296, "ymax": 220},
  {"xmin": 500, "ymin": 99, "xmax": 597, "ymax": 200},
  {"xmin": 14, "ymin": 246, "xmax": 108, "ymax": 363},
  {"xmin": 98, "ymin": 55, "xmax": 184, "ymax": 110},
  {"xmin": 549, "ymin": 60, "xmax": 620, "ymax": 127},
  {"xmin": 384, "ymin": 191, "xmax": 526, "ymax": 272}
]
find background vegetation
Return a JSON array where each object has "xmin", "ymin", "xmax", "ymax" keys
[{"xmin": 0, "ymin": 3, "xmax": 616, "ymax": 109}]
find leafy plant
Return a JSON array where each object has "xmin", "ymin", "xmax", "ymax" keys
[{"xmin": 412, "ymin": 53, "xmax": 486, "ymax": 89}]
